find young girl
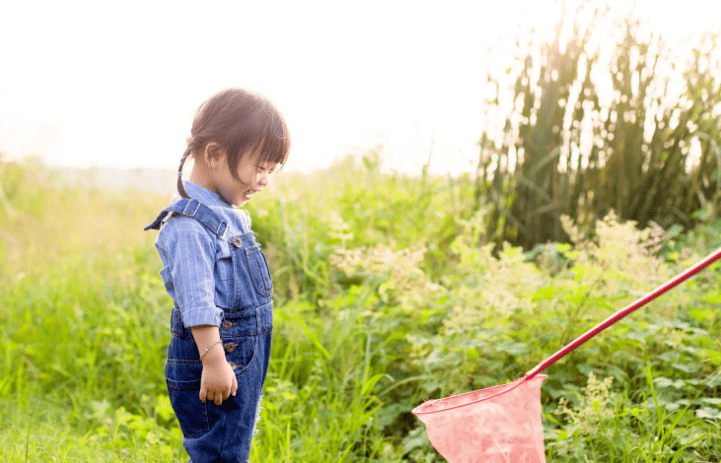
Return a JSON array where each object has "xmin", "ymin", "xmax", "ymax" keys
[{"xmin": 144, "ymin": 88, "xmax": 290, "ymax": 463}]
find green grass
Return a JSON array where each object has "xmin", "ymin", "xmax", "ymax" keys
[{"xmin": 1, "ymin": 156, "xmax": 720, "ymax": 462}]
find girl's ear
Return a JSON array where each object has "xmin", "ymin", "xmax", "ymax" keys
[{"xmin": 203, "ymin": 142, "xmax": 226, "ymax": 171}]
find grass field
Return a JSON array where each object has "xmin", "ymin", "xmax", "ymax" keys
[{"xmin": 1, "ymin": 156, "xmax": 720, "ymax": 462}]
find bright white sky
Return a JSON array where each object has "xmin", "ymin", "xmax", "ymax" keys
[{"xmin": 1, "ymin": 0, "xmax": 719, "ymax": 176}]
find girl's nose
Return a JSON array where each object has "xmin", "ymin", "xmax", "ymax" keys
[{"xmin": 258, "ymin": 172, "xmax": 269, "ymax": 187}]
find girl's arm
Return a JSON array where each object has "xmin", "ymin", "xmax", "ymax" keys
[
  {"xmin": 191, "ymin": 325, "xmax": 238, "ymax": 405},
  {"xmin": 158, "ymin": 219, "xmax": 236, "ymax": 404}
]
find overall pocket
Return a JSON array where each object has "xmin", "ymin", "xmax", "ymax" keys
[
  {"xmin": 166, "ymin": 376, "xmax": 210, "ymax": 438},
  {"xmin": 245, "ymin": 245, "xmax": 273, "ymax": 297},
  {"xmin": 166, "ymin": 338, "xmax": 210, "ymax": 439}
]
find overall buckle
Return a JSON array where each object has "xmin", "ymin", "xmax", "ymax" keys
[{"xmin": 182, "ymin": 198, "xmax": 200, "ymax": 217}]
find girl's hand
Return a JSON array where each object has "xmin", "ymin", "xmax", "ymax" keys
[
  {"xmin": 191, "ymin": 325, "xmax": 238, "ymax": 405},
  {"xmin": 199, "ymin": 343, "xmax": 238, "ymax": 405}
]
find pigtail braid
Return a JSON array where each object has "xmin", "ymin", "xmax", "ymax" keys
[{"xmin": 177, "ymin": 147, "xmax": 192, "ymax": 199}]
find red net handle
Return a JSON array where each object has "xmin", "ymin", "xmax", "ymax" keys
[{"xmin": 524, "ymin": 247, "xmax": 721, "ymax": 381}]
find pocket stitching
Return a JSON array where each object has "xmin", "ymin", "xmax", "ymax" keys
[
  {"xmin": 166, "ymin": 378, "xmax": 210, "ymax": 438},
  {"xmin": 227, "ymin": 335, "xmax": 259, "ymax": 376},
  {"xmin": 245, "ymin": 247, "xmax": 272, "ymax": 297}
]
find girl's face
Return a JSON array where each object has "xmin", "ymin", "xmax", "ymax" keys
[{"xmin": 212, "ymin": 148, "xmax": 280, "ymax": 207}]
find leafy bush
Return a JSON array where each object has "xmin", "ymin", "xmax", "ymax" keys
[{"xmin": 1, "ymin": 156, "xmax": 719, "ymax": 462}]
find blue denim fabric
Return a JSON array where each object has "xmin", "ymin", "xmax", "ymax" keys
[{"xmin": 145, "ymin": 194, "xmax": 273, "ymax": 463}]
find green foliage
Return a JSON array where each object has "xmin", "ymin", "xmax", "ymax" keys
[{"xmin": 1, "ymin": 155, "xmax": 720, "ymax": 462}]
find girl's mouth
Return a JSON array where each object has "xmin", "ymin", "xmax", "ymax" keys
[{"xmin": 243, "ymin": 189, "xmax": 260, "ymax": 200}]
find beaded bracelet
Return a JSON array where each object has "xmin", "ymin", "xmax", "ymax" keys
[{"xmin": 200, "ymin": 340, "xmax": 223, "ymax": 361}]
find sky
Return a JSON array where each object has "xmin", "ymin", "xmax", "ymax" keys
[{"xmin": 1, "ymin": 0, "xmax": 720, "ymax": 176}]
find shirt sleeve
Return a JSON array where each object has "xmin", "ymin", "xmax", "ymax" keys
[{"xmin": 156, "ymin": 217, "xmax": 223, "ymax": 327}]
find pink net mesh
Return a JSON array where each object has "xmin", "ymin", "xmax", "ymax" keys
[{"xmin": 411, "ymin": 375, "xmax": 547, "ymax": 463}]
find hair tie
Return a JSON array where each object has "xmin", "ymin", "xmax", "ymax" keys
[{"xmin": 178, "ymin": 171, "xmax": 183, "ymax": 177}]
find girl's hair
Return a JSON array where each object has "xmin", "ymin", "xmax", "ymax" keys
[{"xmin": 177, "ymin": 88, "xmax": 291, "ymax": 198}]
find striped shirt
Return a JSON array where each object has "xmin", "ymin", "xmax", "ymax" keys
[{"xmin": 154, "ymin": 181, "xmax": 252, "ymax": 327}]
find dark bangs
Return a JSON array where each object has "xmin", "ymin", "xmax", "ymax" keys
[{"xmin": 219, "ymin": 90, "xmax": 290, "ymax": 176}]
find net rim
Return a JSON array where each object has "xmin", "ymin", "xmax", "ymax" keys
[{"xmin": 411, "ymin": 374, "xmax": 547, "ymax": 416}]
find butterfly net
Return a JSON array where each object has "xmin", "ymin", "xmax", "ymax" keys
[{"xmin": 411, "ymin": 375, "xmax": 547, "ymax": 463}]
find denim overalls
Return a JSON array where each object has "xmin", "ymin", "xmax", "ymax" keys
[{"xmin": 145, "ymin": 197, "xmax": 273, "ymax": 463}]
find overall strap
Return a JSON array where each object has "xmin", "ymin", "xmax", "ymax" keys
[{"xmin": 143, "ymin": 198, "xmax": 229, "ymax": 240}]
